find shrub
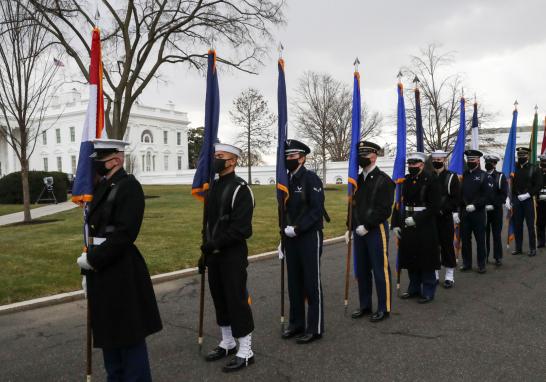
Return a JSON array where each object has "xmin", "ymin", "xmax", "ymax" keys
[{"xmin": 0, "ymin": 171, "xmax": 69, "ymax": 204}]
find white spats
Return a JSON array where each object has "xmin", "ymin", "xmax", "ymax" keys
[
  {"xmin": 219, "ymin": 326, "xmax": 236, "ymax": 350},
  {"xmin": 236, "ymin": 333, "xmax": 253, "ymax": 359},
  {"xmin": 445, "ymin": 267, "xmax": 455, "ymax": 282}
]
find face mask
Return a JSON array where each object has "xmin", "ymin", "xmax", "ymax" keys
[
  {"xmin": 213, "ymin": 158, "xmax": 228, "ymax": 174},
  {"xmin": 358, "ymin": 157, "xmax": 371, "ymax": 169},
  {"xmin": 93, "ymin": 159, "xmax": 112, "ymax": 176},
  {"xmin": 432, "ymin": 161, "xmax": 444, "ymax": 170},
  {"xmin": 285, "ymin": 158, "xmax": 300, "ymax": 172},
  {"xmin": 467, "ymin": 161, "xmax": 478, "ymax": 170},
  {"xmin": 408, "ymin": 167, "xmax": 420, "ymax": 176},
  {"xmin": 485, "ymin": 162, "xmax": 495, "ymax": 171},
  {"xmin": 517, "ymin": 157, "xmax": 528, "ymax": 165}
]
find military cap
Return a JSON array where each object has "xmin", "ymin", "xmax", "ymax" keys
[
  {"xmin": 430, "ymin": 150, "xmax": 448, "ymax": 159},
  {"xmin": 483, "ymin": 153, "xmax": 501, "ymax": 162},
  {"xmin": 90, "ymin": 138, "xmax": 130, "ymax": 158},
  {"xmin": 215, "ymin": 143, "xmax": 242, "ymax": 157},
  {"xmin": 285, "ymin": 139, "xmax": 311, "ymax": 155},
  {"xmin": 358, "ymin": 141, "xmax": 381, "ymax": 156},
  {"xmin": 464, "ymin": 149, "xmax": 483, "ymax": 160},
  {"xmin": 407, "ymin": 152, "xmax": 427, "ymax": 163},
  {"xmin": 516, "ymin": 147, "xmax": 531, "ymax": 157}
]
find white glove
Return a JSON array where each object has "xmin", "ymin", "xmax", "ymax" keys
[
  {"xmin": 452, "ymin": 212, "xmax": 460, "ymax": 224},
  {"xmin": 355, "ymin": 225, "xmax": 368, "ymax": 236},
  {"xmin": 539, "ymin": 195, "xmax": 546, "ymax": 201},
  {"xmin": 486, "ymin": 205, "xmax": 494, "ymax": 211},
  {"xmin": 504, "ymin": 198, "xmax": 512, "ymax": 210},
  {"xmin": 344, "ymin": 230, "xmax": 351, "ymax": 244},
  {"xmin": 277, "ymin": 242, "xmax": 284, "ymax": 260},
  {"xmin": 393, "ymin": 227, "xmax": 402, "ymax": 239},
  {"xmin": 77, "ymin": 252, "xmax": 93, "ymax": 270},
  {"xmin": 404, "ymin": 217, "xmax": 416, "ymax": 227},
  {"xmin": 284, "ymin": 226, "xmax": 297, "ymax": 238},
  {"xmin": 466, "ymin": 204, "xmax": 476, "ymax": 213},
  {"xmin": 82, "ymin": 276, "xmax": 87, "ymax": 298},
  {"xmin": 518, "ymin": 193, "xmax": 531, "ymax": 201}
]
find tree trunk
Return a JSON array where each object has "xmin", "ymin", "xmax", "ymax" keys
[
  {"xmin": 20, "ymin": 157, "xmax": 32, "ymax": 223},
  {"xmin": 247, "ymin": 124, "xmax": 252, "ymax": 185}
]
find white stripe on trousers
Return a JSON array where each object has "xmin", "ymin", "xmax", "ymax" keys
[{"xmin": 316, "ymin": 230, "xmax": 322, "ymax": 334}]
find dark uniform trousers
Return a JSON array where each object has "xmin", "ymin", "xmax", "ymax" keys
[
  {"xmin": 513, "ymin": 197, "xmax": 537, "ymax": 252},
  {"xmin": 353, "ymin": 222, "xmax": 391, "ymax": 313},
  {"xmin": 461, "ymin": 209, "xmax": 487, "ymax": 269},
  {"xmin": 407, "ymin": 270, "xmax": 437, "ymax": 299},
  {"xmin": 486, "ymin": 207, "xmax": 504, "ymax": 261},
  {"xmin": 437, "ymin": 214, "xmax": 457, "ymax": 268},
  {"xmin": 537, "ymin": 198, "xmax": 546, "ymax": 247},
  {"xmin": 102, "ymin": 340, "xmax": 151, "ymax": 382},
  {"xmin": 285, "ymin": 229, "xmax": 324, "ymax": 335}
]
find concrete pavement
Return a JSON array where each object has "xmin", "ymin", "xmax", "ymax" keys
[{"xmin": 0, "ymin": 201, "xmax": 77, "ymax": 226}]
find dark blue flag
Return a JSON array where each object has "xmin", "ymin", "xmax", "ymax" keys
[
  {"xmin": 392, "ymin": 82, "xmax": 407, "ymax": 205},
  {"xmin": 276, "ymin": 58, "xmax": 289, "ymax": 206},
  {"xmin": 448, "ymin": 97, "xmax": 466, "ymax": 176},
  {"xmin": 348, "ymin": 70, "xmax": 361, "ymax": 196},
  {"xmin": 415, "ymin": 86, "xmax": 424, "ymax": 152}
]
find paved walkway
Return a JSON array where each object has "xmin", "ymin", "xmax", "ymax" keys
[{"xmin": 0, "ymin": 201, "xmax": 78, "ymax": 226}]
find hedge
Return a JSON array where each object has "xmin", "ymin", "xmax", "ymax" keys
[{"xmin": 0, "ymin": 171, "xmax": 69, "ymax": 204}]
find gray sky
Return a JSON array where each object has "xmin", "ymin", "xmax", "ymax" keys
[{"xmin": 139, "ymin": 0, "xmax": 546, "ymax": 163}]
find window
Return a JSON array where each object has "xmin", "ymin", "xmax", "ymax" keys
[
  {"xmin": 177, "ymin": 156, "xmax": 182, "ymax": 170},
  {"xmin": 141, "ymin": 155, "xmax": 145, "ymax": 172},
  {"xmin": 141, "ymin": 130, "xmax": 153, "ymax": 143},
  {"xmin": 335, "ymin": 177, "xmax": 343, "ymax": 185},
  {"xmin": 71, "ymin": 155, "xmax": 77, "ymax": 174},
  {"xmin": 146, "ymin": 152, "xmax": 151, "ymax": 172},
  {"xmin": 164, "ymin": 155, "xmax": 169, "ymax": 171},
  {"xmin": 177, "ymin": 131, "xmax": 181, "ymax": 146},
  {"xmin": 254, "ymin": 179, "xmax": 261, "ymax": 185},
  {"xmin": 42, "ymin": 131, "xmax": 47, "ymax": 145},
  {"xmin": 70, "ymin": 126, "xmax": 75, "ymax": 142},
  {"xmin": 56, "ymin": 156, "xmax": 62, "ymax": 172},
  {"xmin": 163, "ymin": 131, "xmax": 168, "ymax": 144},
  {"xmin": 43, "ymin": 158, "xmax": 48, "ymax": 171},
  {"xmin": 152, "ymin": 155, "xmax": 156, "ymax": 172},
  {"xmin": 269, "ymin": 178, "xmax": 275, "ymax": 185},
  {"xmin": 55, "ymin": 128, "xmax": 61, "ymax": 144}
]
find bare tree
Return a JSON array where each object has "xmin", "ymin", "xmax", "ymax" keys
[
  {"xmin": 21, "ymin": 0, "xmax": 286, "ymax": 139},
  {"xmin": 0, "ymin": 0, "xmax": 61, "ymax": 222},
  {"xmin": 230, "ymin": 87, "xmax": 274, "ymax": 184}
]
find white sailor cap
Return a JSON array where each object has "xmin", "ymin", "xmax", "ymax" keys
[
  {"xmin": 90, "ymin": 138, "xmax": 130, "ymax": 158},
  {"xmin": 430, "ymin": 150, "xmax": 448, "ymax": 159},
  {"xmin": 483, "ymin": 153, "xmax": 501, "ymax": 162},
  {"xmin": 214, "ymin": 143, "xmax": 242, "ymax": 157},
  {"xmin": 407, "ymin": 152, "xmax": 427, "ymax": 163}
]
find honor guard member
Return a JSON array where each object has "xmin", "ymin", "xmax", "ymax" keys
[
  {"xmin": 347, "ymin": 141, "xmax": 395, "ymax": 322},
  {"xmin": 511, "ymin": 147, "xmax": 542, "ymax": 257},
  {"xmin": 199, "ymin": 143, "xmax": 256, "ymax": 372},
  {"xmin": 76, "ymin": 138, "xmax": 162, "ymax": 381},
  {"xmin": 460, "ymin": 149, "xmax": 489, "ymax": 273},
  {"xmin": 392, "ymin": 152, "xmax": 441, "ymax": 304},
  {"xmin": 281, "ymin": 139, "xmax": 326, "ymax": 344},
  {"xmin": 484, "ymin": 154, "xmax": 508, "ymax": 265},
  {"xmin": 536, "ymin": 155, "xmax": 546, "ymax": 248},
  {"xmin": 430, "ymin": 150, "xmax": 460, "ymax": 288}
]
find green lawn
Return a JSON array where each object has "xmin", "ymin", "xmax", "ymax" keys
[
  {"xmin": 0, "ymin": 204, "xmax": 40, "ymax": 216},
  {"xmin": 0, "ymin": 184, "xmax": 348, "ymax": 305}
]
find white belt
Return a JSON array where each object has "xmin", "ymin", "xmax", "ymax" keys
[
  {"xmin": 406, "ymin": 206, "xmax": 426, "ymax": 212},
  {"xmin": 89, "ymin": 237, "xmax": 106, "ymax": 245}
]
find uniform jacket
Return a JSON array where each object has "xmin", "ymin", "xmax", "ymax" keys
[
  {"xmin": 460, "ymin": 168, "xmax": 489, "ymax": 210},
  {"xmin": 436, "ymin": 169, "xmax": 461, "ymax": 216},
  {"xmin": 486, "ymin": 169, "xmax": 508, "ymax": 207},
  {"xmin": 85, "ymin": 169, "xmax": 162, "ymax": 349},
  {"xmin": 512, "ymin": 162, "xmax": 542, "ymax": 197},
  {"xmin": 351, "ymin": 166, "xmax": 395, "ymax": 230},
  {"xmin": 391, "ymin": 170, "xmax": 441, "ymax": 271}
]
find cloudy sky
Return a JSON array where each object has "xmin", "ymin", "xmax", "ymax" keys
[{"xmin": 139, "ymin": 0, "xmax": 545, "ymax": 163}]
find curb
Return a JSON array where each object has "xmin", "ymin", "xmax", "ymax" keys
[{"xmin": 0, "ymin": 236, "xmax": 344, "ymax": 316}]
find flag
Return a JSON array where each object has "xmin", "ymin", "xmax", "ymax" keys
[
  {"xmin": 541, "ymin": 116, "xmax": 546, "ymax": 155},
  {"xmin": 71, "ymin": 28, "xmax": 105, "ymax": 204},
  {"xmin": 471, "ymin": 101, "xmax": 479, "ymax": 150},
  {"xmin": 276, "ymin": 58, "xmax": 289, "ymax": 206},
  {"xmin": 53, "ymin": 58, "xmax": 64, "ymax": 67},
  {"xmin": 392, "ymin": 82, "xmax": 407, "ymax": 204},
  {"xmin": 529, "ymin": 110, "xmax": 539, "ymax": 164},
  {"xmin": 415, "ymin": 85, "xmax": 424, "ymax": 152},
  {"xmin": 347, "ymin": 69, "xmax": 361, "ymax": 196},
  {"xmin": 503, "ymin": 108, "xmax": 518, "ymax": 246},
  {"xmin": 448, "ymin": 97, "xmax": 466, "ymax": 176},
  {"xmin": 191, "ymin": 50, "xmax": 220, "ymax": 201}
]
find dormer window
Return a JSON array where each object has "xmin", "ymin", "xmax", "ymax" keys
[{"xmin": 141, "ymin": 130, "xmax": 153, "ymax": 143}]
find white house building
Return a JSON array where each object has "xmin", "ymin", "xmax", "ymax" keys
[{"xmin": 0, "ymin": 88, "xmax": 191, "ymax": 183}]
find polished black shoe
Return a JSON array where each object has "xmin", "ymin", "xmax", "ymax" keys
[
  {"xmin": 538, "ymin": 243, "xmax": 545, "ymax": 248},
  {"xmin": 495, "ymin": 259, "xmax": 502, "ymax": 266},
  {"xmin": 512, "ymin": 250, "xmax": 522, "ymax": 256},
  {"xmin": 418, "ymin": 296, "xmax": 433, "ymax": 304},
  {"xmin": 222, "ymin": 355, "xmax": 254, "ymax": 372},
  {"xmin": 400, "ymin": 292, "xmax": 420, "ymax": 299},
  {"xmin": 205, "ymin": 346, "xmax": 237, "ymax": 362},
  {"xmin": 443, "ymin": 280, "xmax": 454, "ymax": 289},
  {"xmin": 351, "ymin": 308, "xmax": 372, "ymax": 319},
  {"xmin": 528, "ymin": 250, "xmax": 537, "ymax": 257},
  {"xmin": 477, "ymin": 267, "xmax": 486, "ymax": 274},
  {"xmin": 370, "ymin": 311, "xmax": 389, "ymax": 322},
  {"xmin": 281, "ymin": 327, "xmax": 304, "ymax": 339},
  {"xmin": 459, "ymin": 266, "xmax": 472, "ymax": 272},
  {"xmin": 295, "ymin": 333, "xmax": 322, "ymax": 344}
]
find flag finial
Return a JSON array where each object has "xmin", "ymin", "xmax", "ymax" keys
[
  {"xmin": 278, "ymin": 42, "xmax": 284, "ymax": 59},
  {"xmin": 397, "ymin": 70, "xmax": 403, "ymax": 82},
  {"xmin": 535, "ymin": 104, "xmax": 539, "ymax": 113},
  {"xmin": 474, "ymin": 93, "xmax": 477, "ymax": 104},
  {"xmin": 461, "ymin": 87, "xmax": 465, "ymax": 99},
  {"xmin": 514, "ymin": 100, "xmax": 518, "ymax": 110},
  {"xmin": 354, "ymin": 57, "xmax": 360, "ymax": 71}
]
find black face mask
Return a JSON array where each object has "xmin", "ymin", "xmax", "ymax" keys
[
  {"xmin": 485, "ymin": 162, "xmax": 495, "ymax": 171},
  {"xmin": 408, "ymin": 167, "xmax": 420, "ymax": 176},
  {"xmin": 213, "ymin": 158, "xmax": 228, "ymax": 174},
  {"xmin": 358, "ymin": 157, "xmax": 372, "ymax": 169},
  {"xmin": 285, "ymin": 158, "xmax": 300, "ymax": 172},
  {"xmin": 432, "ymin": 161, "xmax": 444, "ymax": 170},
  {"xmin": 93, "ymin": 159, "xmax": 112, "ymax": 176},
  {"xmin": 467, "ymin": 161, "xmax": 478, "ymax": 170},
  {"xmin": 517, "ymin": 157, "xmax": 528, "ymax": 165}
]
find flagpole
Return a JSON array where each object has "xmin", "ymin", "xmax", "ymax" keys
[{"xmin": 197, "ymin": 192, "xmax": 207, "ymax": 351}]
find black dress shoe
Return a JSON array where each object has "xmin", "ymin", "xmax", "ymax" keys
[
  {"xmin": 528, "ymin": 250, "xmax": 537, "ymax": 257},
  {"xmin": 370, "ymin": 311, "xmax": 389, "ymax": 322},
  {"xmin": 296, "ymin": 333, "xmax": 322, "ymax": 344},
  {"xmin": 459, "ymin": 266, "xmax": 472, "ymax": 272},
  {"xmin": 281, "ymin": 327, "xmax": 304, "ymax": 339},
  {"xmin": 351, "ymin": 308, "xmax": 372, "ymax": 319},
  {"xmin": 537, "ymin": 244, "xmax": 545, "ymax": 248},
  {"xmin": 400, "ymin": 292, "xmax": 420, "ymax": 299},
  {"xmin": 418, "ymin": 296, "xmax": 433, "ymax": 304},
  {"xmin": 205, "ymin": 346, "xmax": 237, "ymax": 362},
  {"xmin": 495, "ymin": 259, "xmax": 502, "ymax": 266},
  {"xmin": 477, "ymin": 267, "xmax": 486, "ymax": 274},
  {"xmin": 222, "ymin": 355, "xmax": 254, "ymax": 372},
  {"xmin": 512, "ymin": 250, "xmax": 522, "ymax": 256},
  {"xmin": 443, "ymin": 280, "xmax": 454, "ymax": 289}
]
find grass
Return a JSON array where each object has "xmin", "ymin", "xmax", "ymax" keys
[
  {"xmin": 0, "ymin": 204, "xmax": 40, "ymax": 216},
  {"xmin": 0, "ymin": 184, "xmax": 348, "ymax": 305}
]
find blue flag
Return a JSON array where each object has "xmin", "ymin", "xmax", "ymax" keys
[
  {"xmin": 415, "ymin": 87, "xmax": 424, "ymax": 152},
  {"xmin": 448, "ymin": 97, "xmax": 466, "ymax": 176},
  {"xmin": 392, "ymin": 83, "xmax": 407, "ymax": 204},
  {"xmin": 276, "ymin": 58, "xmax": 289, "ymax": 206},
  {"xmin": 192, "ymin": 50, "xmax": 220, "ymax": 201},
  {"xmin": 348, "ymin": 70, "xmax": 361, "ymax": 196},
  {"xmin": 502, "ymin": 109, "xmax": 518, "ymax": 178}
]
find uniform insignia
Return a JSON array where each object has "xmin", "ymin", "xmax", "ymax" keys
[
  {"xmin": 295, "ymin": 186, "xmax": 303, "ymax": 193},
  {"xmin": 474, "ymin": 176, "xmax": 480, "ymax": 181},
  {"xmin": 313, "ymin": 187, "xmax": 322, "ymax": 192}
]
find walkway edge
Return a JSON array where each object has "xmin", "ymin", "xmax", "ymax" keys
[{"xmin": 0, "ymin": 236, "xmax": 344, "ymax": 316}]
